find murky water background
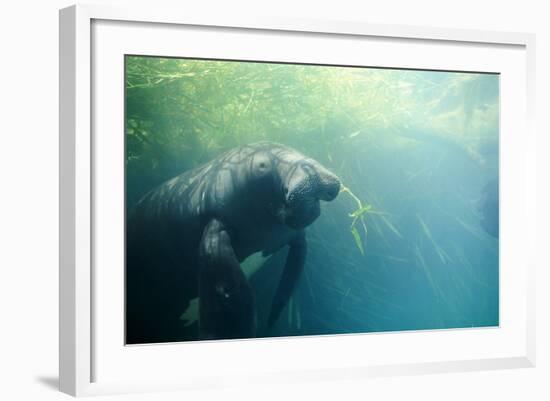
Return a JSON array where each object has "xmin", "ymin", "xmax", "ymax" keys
[{"xmin": 126, "ymin": 56, "xmax": 499, "ymax": 339}]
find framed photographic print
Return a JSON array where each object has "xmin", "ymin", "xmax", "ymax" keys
[{"xmin": 59, "ymin": 4, "xmax": 536, "ymax": 396}]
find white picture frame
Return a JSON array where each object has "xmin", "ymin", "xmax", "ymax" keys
[{"xmin": 59, "ymin": 3, "xmax": 536, "ymax": 397}]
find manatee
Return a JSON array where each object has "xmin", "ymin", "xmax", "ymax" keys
[{"xmin": 126, "ymin": 142, "xmax": 341, "ymax": 343}]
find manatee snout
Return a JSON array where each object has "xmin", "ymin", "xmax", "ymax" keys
[
  {"xmin": 282, "ymin": 159, "xmax": 340, "ymax": 229},
  {"xmin": 285, "ymin": 159, "xmax": 340, "ymax": 202},
  {"xmin": 315, "ymin": 164, "xmax": 341, "ymax": 202}
]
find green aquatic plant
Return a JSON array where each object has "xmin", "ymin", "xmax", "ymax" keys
[
  {"xmin": 340, "ymin": 185, "xmax": 372, "ymax": 255},
  {"xmin": 340, "ymin": 184, "xmax": 398, "ymax": 255}
]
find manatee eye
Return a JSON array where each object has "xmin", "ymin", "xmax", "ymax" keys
[{"xmin": 254, "ymin": 154, "xmax": 271, "ymax": 175}]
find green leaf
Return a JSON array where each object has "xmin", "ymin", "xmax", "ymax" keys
[
  {"xmin": 348, "ymin": 204, "xmax": 372, "ymax": 218},
  {"xmin": 351, "ymin": 226, "xmax": 364, "ymax": 255}
]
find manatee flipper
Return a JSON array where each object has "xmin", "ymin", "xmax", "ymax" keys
[
  {"xmin": 198, "ymin": 218, "xmax": 256, "ymax": 340},
  {"xmin": 267, "ymin": 231, "xmax": 307, "ymax": 328}
]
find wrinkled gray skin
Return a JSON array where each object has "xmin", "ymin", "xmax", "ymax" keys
[{"xmin": 126, "ymin": 142, "xmax": 340, "ymax": 343}]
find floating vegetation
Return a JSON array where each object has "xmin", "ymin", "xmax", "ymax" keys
[
  {"xmin": 339, "ymin": 184, "xmax": 400, "ymax": 256},
  {"xmin": 340, "ymin": 185, "xmax": 371, "ymax": 255}
]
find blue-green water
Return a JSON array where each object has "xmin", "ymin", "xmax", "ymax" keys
[{"xmin": 126, "ymin": 56, "xmax": 499, "ymax": 341}]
